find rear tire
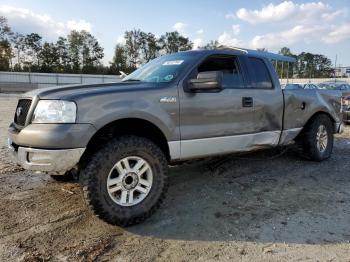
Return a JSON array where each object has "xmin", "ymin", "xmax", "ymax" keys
[
  {"xmin": 298, "ymin": 114, "xmax": 334, "ymax": 161},
  {"xmin": 80, "ymin": 135, "xmax": 168, "ymax": 226}
]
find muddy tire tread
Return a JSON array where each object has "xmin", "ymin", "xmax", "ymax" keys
[
  {"xmin": 298, "ymin": 114, "xmax": 334, "ymax": 161},
  {"xmin": 80, "ymin": 135, "xmax": 168, "ymax": 226}
]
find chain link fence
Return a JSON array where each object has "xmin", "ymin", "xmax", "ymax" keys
[{"xmin": 0, "ymin": 71, "xmax": 122, "ymax": 93}]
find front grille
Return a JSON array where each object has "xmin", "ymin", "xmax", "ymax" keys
[{"xmin": 14, "ymin": 99, "xmax": 32, "ymax": 126}]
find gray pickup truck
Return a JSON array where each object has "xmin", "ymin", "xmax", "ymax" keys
[{"xmin": 8, "ymin": 48, "xmax": 343, "ymax": 226}]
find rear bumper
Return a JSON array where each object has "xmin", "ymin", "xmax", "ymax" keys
[{"xmin": 8, "ymin": 139, "xmax": 85, "ymax": 174}]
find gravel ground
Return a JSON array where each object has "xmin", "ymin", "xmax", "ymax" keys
[{"xmin": 0, "ymin": 94, "xmax": 350, "ymax": 261}]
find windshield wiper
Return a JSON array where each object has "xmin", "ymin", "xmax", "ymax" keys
[{"xmin": 122, "ymin": 79, "xmax": 142, "ymax": 82}]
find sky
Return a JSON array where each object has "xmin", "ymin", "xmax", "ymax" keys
[{"xmin": 0, "ymin": 0, "xmax": 349, "ymax": 66}]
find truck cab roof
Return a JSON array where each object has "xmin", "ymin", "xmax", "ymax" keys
[{"xmin": 180, "ymin": 47, "xmax": 296, "ymax": 63}]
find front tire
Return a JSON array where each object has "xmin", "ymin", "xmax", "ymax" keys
[
  {"xmin": 80, "ymin": 136, "xmax": 168, "ymax": 226},
  {"xmin": 298, "ymin": 114, "xmax": 334, "ymax": 161}
]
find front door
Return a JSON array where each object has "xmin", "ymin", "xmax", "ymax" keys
[{"xmin": 178, "ymin": 54, "xmax": 256, "ymax": 159}]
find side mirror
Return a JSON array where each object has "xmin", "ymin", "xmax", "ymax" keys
[{"xmin": 188, "ymin": 71, "xmax": 223, "ymax": 91}]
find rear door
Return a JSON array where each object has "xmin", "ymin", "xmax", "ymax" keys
[
  {"xmin": 243, "ymin": 56, "xmax": 284, "ymax": 145},
  {"xmin": 178, "ymin": 54, "xmax": 257, "ymax": 159}
]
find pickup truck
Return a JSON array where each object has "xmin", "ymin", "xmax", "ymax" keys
[{"xmin": 8, "ymin": 48, "xmax": 343, "ymax": 226}]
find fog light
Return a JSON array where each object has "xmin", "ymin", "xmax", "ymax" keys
[{"xmin": 27, "ymin": 152, "xmax": 51, "ymax": 165}]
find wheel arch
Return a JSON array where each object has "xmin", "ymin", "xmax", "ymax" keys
[
  {"xmin": 295, "ymin": 110, "xmax": 335, "ymax": 161},
  {"xmin": 302, "ymin": 111, "xmax": 337, "ymax": 132},
  {"xmin": 80, "ymin": 118, "xmax": 171, "ymax": 165},
  {"xmin": 296, "ymin": 111, "xmax": 337, "ymax": 142}
]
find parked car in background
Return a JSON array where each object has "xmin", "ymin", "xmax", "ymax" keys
[
  {"xmin": 303, "ymin": 83, "xmax": 322, "ymax": 90},
  {"xmin": 342, "ymin": 95, "xmax": 350, "ymax": 124},
  {"xmin": 319, "ymin": 81, "xmax": 350, "ymax": 91},
  {"xmin": 319, "ymin": 81, "xmax": 350, "ymax": 99},
  {"xmin": 282, "ymin": 83, "xmax": 303, "ymax": 89},
  {"xmin": 282, "ymin": 83, "xmax": 323, "ymax": 90}
]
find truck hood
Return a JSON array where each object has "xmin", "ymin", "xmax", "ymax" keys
[{"xmin": 23, "ymin": 82, "xmax": 161, "ymax": 100}]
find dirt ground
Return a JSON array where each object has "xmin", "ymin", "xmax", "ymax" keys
[{"xmin": 0, "ymin": 94, "xmax": 350, "ymax": 261}]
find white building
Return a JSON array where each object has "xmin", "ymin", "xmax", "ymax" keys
[{"xmin": 335, "ymin": 67, "xmax": 350, "ymax": 77}]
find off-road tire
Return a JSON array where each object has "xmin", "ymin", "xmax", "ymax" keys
[
  {"xmin": 80, "ymin": 135, "xmax": 168, "ymax": 226},
  {"xmin": 298, "ymin": 114, "xmax": 334, "ymax": 161}
]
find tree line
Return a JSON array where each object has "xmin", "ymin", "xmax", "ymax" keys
[
  {"xmin": 0, "ymin": 16, "xmax": 194, "ymax": 75},
  {"xmin": 277, "ymin": 47, "xmax": 334, "ymax": 78},
  {"xmin": 110, "ymin": 29, "xmax": 193, "ymax": 74},
  {"xmin": 0, "ymin": 15, "xmax": 337, "ymax": 77},
  {"xmin": 0, "ymin": 17, "xmax": 105, "ymax": 74}
]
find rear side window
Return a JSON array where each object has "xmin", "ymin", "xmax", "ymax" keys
[
  {"xmin": 248, "ymin": 57, "xmax": 273, "ymax": 89},
  {"xmin": 197, "ymin": 55, "xmax": 245, "ymax": 88}
]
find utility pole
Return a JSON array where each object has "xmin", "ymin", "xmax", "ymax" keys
[{"xmin": 334, "ymin": 54, "xmax": 337, "ymax": 83}]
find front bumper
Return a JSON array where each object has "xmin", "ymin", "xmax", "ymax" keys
[
  {"xmin": 8, "ymin": 139, "xmax": 85, "ymax": 174},
  {"xmin": 8, "ymin": 123, "xmax": 96, "ymax": 149}
]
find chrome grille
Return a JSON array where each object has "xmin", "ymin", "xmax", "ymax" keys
[{"xmin": 14, "ymin": 99, "xmax": 32, "ymax": 126}]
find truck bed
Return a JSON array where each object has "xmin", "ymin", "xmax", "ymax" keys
[{"xmin": 282, "ymin": 89, "xmax": 342, "ymax": 137}]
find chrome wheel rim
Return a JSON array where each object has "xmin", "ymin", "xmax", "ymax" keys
[
  {"xmin": 316, "ymin": 125, "xmax": 328, "ymax": 153},
  {"xmin": 107, "ymin": 156, "xmax": 153, "ymax": 207}
]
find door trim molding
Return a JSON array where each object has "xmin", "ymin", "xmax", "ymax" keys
[{"xmin": 168, "ymin": 130, "xmax": 282, "ymax": 160}]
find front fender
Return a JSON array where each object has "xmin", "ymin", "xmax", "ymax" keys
[{"xmin": 74, "ymin": 88, "xmax": 179, "ymax": 141}]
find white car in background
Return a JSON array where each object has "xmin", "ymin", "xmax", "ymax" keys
[{"xmin": 282, "ymin": 83, "xmax": 325, "ymax": 90}]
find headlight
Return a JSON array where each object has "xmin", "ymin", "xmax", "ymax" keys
[{"xmin": 32, "ymin": 100, "xmax": 76, "ymax": 123}]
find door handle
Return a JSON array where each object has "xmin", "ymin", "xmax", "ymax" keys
[{"xmin": 242, "ymin": 97, "xmax": 253, "ymax": 107}]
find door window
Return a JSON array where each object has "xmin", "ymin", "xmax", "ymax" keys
[
  {"xmin": 197, "ymin": 55, "xmax": 245, "ymax": 88},
  {"xmin": 248, "ymin": 57, "xmax": 273, "ymax": 89}
]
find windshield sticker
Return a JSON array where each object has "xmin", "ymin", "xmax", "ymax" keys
[
  {"xmin": 162, "ymin": 60, "xmax": 184, "ymax": 66},
  {"xmin": 164, "ymin": 75, "xmax": 174, "ymax": 81}
]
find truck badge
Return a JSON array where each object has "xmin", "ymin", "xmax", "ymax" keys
[
  {"xmin": 16, "ymin": 107, "xmax": 23, "ymax": 117},
  {"xmin": 160, "ymin": 97, "xmax": 177, "ymax": 103}
]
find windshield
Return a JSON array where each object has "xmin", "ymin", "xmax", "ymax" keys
[{"xmin": 122, "ymin": 53, "xmax": 197, "ymax": 83}]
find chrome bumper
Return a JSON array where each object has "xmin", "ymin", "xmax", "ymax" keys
[{"xmin": 8, "ymin": 139, "xmax": 85, "ymax": 174}]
